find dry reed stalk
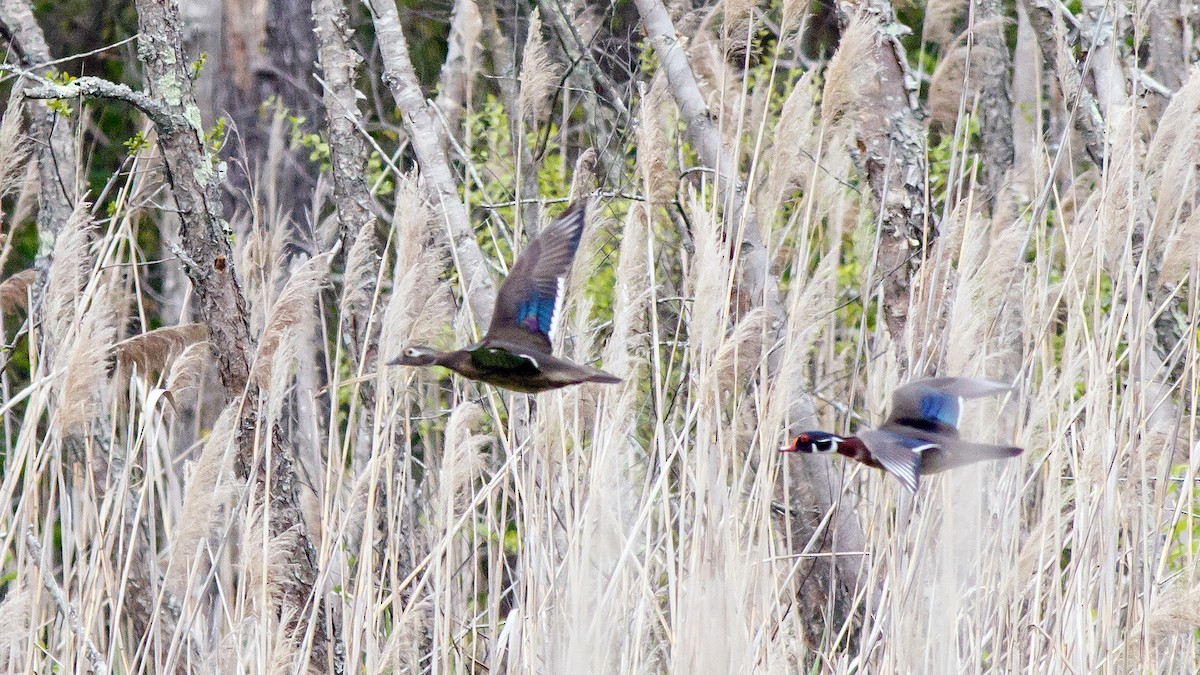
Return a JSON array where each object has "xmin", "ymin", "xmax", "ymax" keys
[{"xmin": 43, "ymin": 201, "xmax": 95, "ymax": 347}]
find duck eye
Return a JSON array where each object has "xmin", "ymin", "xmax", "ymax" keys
[{"xmin": 405, "ymin": 348, "xmax": 419, "ymax": 357}]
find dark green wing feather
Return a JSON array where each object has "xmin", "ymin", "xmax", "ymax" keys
[{"xmin": 468, "ymin": 346, "xmax": 541, "ymax": 375}]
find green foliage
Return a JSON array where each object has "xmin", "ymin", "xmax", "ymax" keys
[
  {"xmin": 123, "ymin": 130, "xmax": 149, "ymax": 153},
  {"xmin": 191, "ymin": 51, "xmax": 209, "ymax": 79},
  {"xmin": 205, "ymin": 116, "xmax": 229, "ymax": 155},
  {"xmin": 44, "ymin": 71, "xmax": 77, "ymax": 117}
]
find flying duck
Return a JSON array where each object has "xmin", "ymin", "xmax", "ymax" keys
[
  {"xmin": 390, "ymin": 202, "xmax": 621, "ymax": 393},
  {"xmin": 780, "ymin": 378, "xmax": 1024, "ymax": 492}
]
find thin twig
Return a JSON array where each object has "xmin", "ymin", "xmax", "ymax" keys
[{"xmin": 25, "ymin": 527, "xmax": 109, "ymax": 675}]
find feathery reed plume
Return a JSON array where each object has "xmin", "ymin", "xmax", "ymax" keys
[
  {"xmin": 1147, "ymin": 68, "xmax": 1200, "ymax": 281},
  {"xmin": 434, "ymin": 403, "xmax": 491, "ymax": 530},
  {"xmin": 340, "ymin": 217, "xmax": 379, "ymax": 319},
  {"xmin": 821, "ymin": 14, "xmax": 877, "ymax": 134},
  {"xmin": 381, "ymin": 178, "xmax": 451, "ymax": 355},
  {"xmin": 717, "ymin": 0, "xmax": 755, "ymax": 48},
  {"xmin": 760, "ymin": 72, "xmax": 818, "ymax": 219},
  {"xmin": 710, "ymin": 307, "xmax": 768, "ymax": 391},
  {"xmin": 54, "ymin": 283, "xmax": 117, "ymax": 434},
  {"xmin": 568, "ymin": 148, "xmax": 598, "ymax": 203},
  {"xmin": 686, "ymin": 200, "xmax": 730, "ymax": 356},
  {"xmin": 638, "ymin": 77, "xmax": 677, "ymax": 207},
  {"xmin": 944, "ymin": 211, "xmax": 1027, "ymax": 373},
  {"xmin": 924, "ymin": 0, "xmax": 968, "ymax": 47},
  {"xmin": 603, "ymin": 207, "xmax": 651, "ymax": 376},
  {"xmin": 1149, "ymin": 584, "xmax": 1200, "ymax": 640},
  {"xmin": 0, "ymin": 588, "xmax": 30, "ymax": 669},
  {"xmin": 691, "ymin": 30, "xmax": 743, "ymax": 130},
  {"xmin": 252, "ymin": 250, "xmax": 334, "ymax": 387},
  {"xmin": 0, "ymin": 101, "xmax": 31, "ymax": 201},
  {"xmin": 113, "ymin": 323, "xmax": 208, "ymax": 375},
  {"xmin": 1146, "ymin": 65, "xmax": 1200, "ymax": 171},
  {"xmin": 0, "ymin": 269, "xmax": 35, "ymax": 315},
  {"xmin": 1103, "ymin": 105, "xmax": 1145, "ymax": 239},
  {"xmin": 927, "ymin": 44, "xmax": 973, "ymax": 128},
  {"xmin": 165, "ymin": 340, "xmax": 214, "ymax": 401},
  {"xmin": 519, "ymin": 9, "xmax": 559, "ymax": 123},
  {"xmin": 167, "ymin": 403, "xmax": 239, "ymax": 593},
  {"xmin": 44, "ymin": 201, "xmax": 95, "ymax": 347}
]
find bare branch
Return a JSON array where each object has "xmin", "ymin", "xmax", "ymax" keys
[
  {"xmin": 16, "ymin": 72, "xmax": 183, "ymax": 131},
  {"xmin": 25, "ymin": 528, "xmax": 109, "ymax": 675},
  {"xmin": 1020, "ymin": 0, "xmax": 1106, "ymax": 164},
  {"xmin": 313, "ymin": 0, "xmax": 380, "ymax": 366},
  {"xmin": 0, "ymin": 0, "xmax": 79, "ymax": 344},
  {"xmin": 631, "ymin": 0, "xmax": 774, "ymax": 308},
  {"xmin": 365, "ymin": 0, "xmax": 497, "ymax": 326},
  {"xmin": 834, "ymin": 3, "xmax": 931, "ymax": 346},
  {"xmin": 476, "ymin": 0, "xmax": 543, "ymax": 232},
  {"xmin": 971, "ymin": 0, "xmax": 1015, "ymax": 210}
]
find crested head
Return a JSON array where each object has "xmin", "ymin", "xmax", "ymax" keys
[
  {"xmin": 389, "ymin": 345, "xmax": 441, "ymax": 367},
  {"xmin": 780, "ymin": 430, "xmax": 845, "ymax": 454}
]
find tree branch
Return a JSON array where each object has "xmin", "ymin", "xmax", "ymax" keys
[
  {"xmin": 1020, "ymin": 0, "xmax": 1106, "ymax": 164},
  {"xmin": 365, "ymin": 0, "xmax": 498, "ymax": 326},
  {"xmin": 134, "ymin": 1, "xmax": 338, "ymax": 671},
  {"xmin": 26, "ymin": 527, "xmax": 109, "ymax": 675},
  {"xmin": 0, "ymin": 0, "xmax": 79, "ymax": 340},
  {"xmin": 313, "ymin": 0, "xmax": 378, "ymax": 359},
  {"xmin": 475, "ymin": 0, "xmax": 543, "ymax": 232},
  {"xmin": 835, "ymin": 3, "xmax": 931, "ymax": 347},
  {"xmin": 631, "ymin": 0, "xmax": 773, "ymax": 309},
  {"xmin": 15, "ymin": 72, "xmax": 184, "ymax": 131}
]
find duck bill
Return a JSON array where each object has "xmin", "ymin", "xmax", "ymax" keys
[{"xmin": 779, "ymin": 438, "xmax": 800, "ymax": 453}]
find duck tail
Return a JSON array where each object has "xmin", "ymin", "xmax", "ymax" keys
[
  {"xmin": 928, "ymin": 441, "xmax": 1024, "ymax": 473},
  {"xmin": 587, "ymin": 370, "xmax": 623, "ymax": 385}
]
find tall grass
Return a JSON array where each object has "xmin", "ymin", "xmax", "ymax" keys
[{"xmin": 1, "ymin": 7, "xmax": 1199, "ymax": 675}]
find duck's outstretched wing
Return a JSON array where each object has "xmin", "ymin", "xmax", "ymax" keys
[
  {"xmin": 857, "ymin": 429, "xmax": 936, "ymax": 493},
  {"xmin": 887, "ymin": 377, "xmax": 1012, "ymax": 434},
  {"xmin": 484, "ymin": 202, "xmax": 587, "ymax": 354}
]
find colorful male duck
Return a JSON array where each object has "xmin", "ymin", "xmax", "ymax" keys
[
  {"xmin": 390, "ymin": 202, "xmax": 621, "ymax": 393},
  {"xmin": 780, "ymin": 378, "xmax": 1023, "ymax": 492}
]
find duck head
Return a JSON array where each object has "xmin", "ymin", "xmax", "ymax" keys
[
  {"xmin": 389, "ymin": 345, "xmax": 441, "ymax": 367},
  {"xmin": 780, "ymin": 431, "xmax": 846, "ymax": 454}
]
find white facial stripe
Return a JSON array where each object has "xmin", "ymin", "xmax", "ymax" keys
[
  {"xmin": 547, "ymin": 276, "xmax": 566, "ymax": 342},
  {"xmin": 814, "ymin": 438, "xmax": 839, "ymax": 453}
]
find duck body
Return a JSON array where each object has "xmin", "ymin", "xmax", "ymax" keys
[
  {"xmin": 390, "ymin": 202, "xmax": 621, "ymax": 393},
  {"xmin": 396, "ymin": 339, "xmax": 620, "ymax": 393},
  {"xmin": 780, "ymin": 378, "xmax": 1024, "ymax": 492}
]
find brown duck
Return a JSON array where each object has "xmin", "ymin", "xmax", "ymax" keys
[
  {"xmin": 780, "ymin": 378, "xmax": 1024, "ymax": 492},
  {"xmin": 390, "ymin": 202, "xmax": 621, "ymax": 393}
]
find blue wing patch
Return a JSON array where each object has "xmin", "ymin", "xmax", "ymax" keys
[
  {"xmin": 918, "ymin": 389, "xmax": 963, "ymax": 429},
  {"xmin": 514, "ymin": 278, "xmax": 565, "ymax": 339}
]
